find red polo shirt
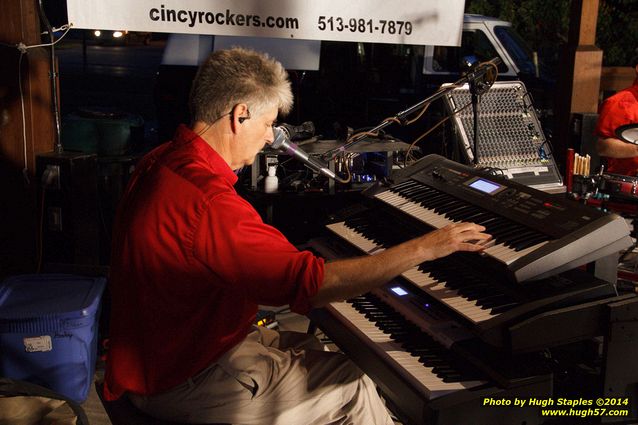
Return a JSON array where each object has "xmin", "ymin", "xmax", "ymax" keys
[
  {"xmin": 595, "ymin": 79, "xmax": 638, "ymax": 176},
  {"xmin": 104, "ymin": 125, "xmax": 324, "ymax": 400}
]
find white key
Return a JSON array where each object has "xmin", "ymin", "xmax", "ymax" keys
[
  {"xmin": 401, "ymin": 267, "xmax": 496, "ymax": 323},
  {"xmin": 327, "ymin": 222, "xmax": 382, "ymax": 254},
  {"xmin": 328, "ymin": 221, "xmax": 501, "ymax": 324},
  {"xmin": 376, "ymin": 188, "xmax": 548, "ymax": 266},
  {"xmin": 329, "ymin": 301, "xmax": 487, "ymax": 396}
]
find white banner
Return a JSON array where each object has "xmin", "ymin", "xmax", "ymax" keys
[{"xmin": 66, "ymin": 0, "xmax": 464, "ymax": 46}]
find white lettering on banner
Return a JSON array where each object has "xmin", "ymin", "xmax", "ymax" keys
[{"xmin": 66, "ymin": 0, "xmax": 464, "ymax": 46}]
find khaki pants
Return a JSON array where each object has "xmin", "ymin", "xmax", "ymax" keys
[
  {"xmin": 129, "ymin": 326, "xmax": 393, "ymax": 425},
  {"xmin": 0, "ymin": 396, "xmax": 79, "ymax": 425}
]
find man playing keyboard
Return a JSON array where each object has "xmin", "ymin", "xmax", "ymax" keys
[{"xmin": 104, "ymin": 47, "xmax": 490, "ymax": 425}]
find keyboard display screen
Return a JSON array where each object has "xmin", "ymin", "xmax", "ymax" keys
[
  {"xmin": 390, "ymin": 286, "xmax": 409, "ymax": 296},
  {"xmin": 468, "ymin": 178, "xmax": 501, "ymax": 194}
]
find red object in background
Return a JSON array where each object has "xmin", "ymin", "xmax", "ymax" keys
[
  {"xmin": 566, "ymin": 148, "xmax": 575, "ymax": 192},
  {"xmin": 599, "ymin": 173, "xmax": 638, "ymax": 200}
]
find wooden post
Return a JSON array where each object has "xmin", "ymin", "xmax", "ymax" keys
[
  {"xmin": 568, "ymin": 0, "xmax": 603, "ymax": 113},
  {"xmin": 553, "ymin": 0, "xmax": 602, "ymax": 169},
  {"xmin": 0, "ymin": 0, "xmax": 56, "ymax": 276}
]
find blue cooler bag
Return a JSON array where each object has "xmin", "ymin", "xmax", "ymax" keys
[{"xmin": 0, "ymin": 274, "xmax": 106, "ymax": 402}]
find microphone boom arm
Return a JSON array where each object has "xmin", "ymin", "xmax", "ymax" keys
[{"xmin": 321, "ymin": 57, "xmax": 502, "ymax": 160}]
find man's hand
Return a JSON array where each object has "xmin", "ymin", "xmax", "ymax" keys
[
  {"xmin": 315, "ymin": 222, "xmax": 491, "ymax": 307},
  {"xmin": 417, "ymin": 222, "xmax": 491, "ymax": 261}
]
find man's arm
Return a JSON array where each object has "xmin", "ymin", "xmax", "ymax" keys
[
  {"xmin": 309, "ymin": 222, "xmax": 489, "ymax": 307},
  {"xmin": 597, "ymin": 136, "xmax": 638, "ymax": 158}
]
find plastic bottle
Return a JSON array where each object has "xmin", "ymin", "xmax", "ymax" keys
[{"xmin": 264, "ymin": 165, "xmax": 278, "ymax": 193}]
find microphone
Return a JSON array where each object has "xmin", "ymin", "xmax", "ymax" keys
[
  {"xmin": 271, "ymin": 125, "xmax": 343, "ymax": 182},
  {"xmin": 278, "ymin": 121, "xmax": 315, "ymax": 141},
  {"xmin": 461, "ymin": 56, "xmax": 502, "ymax": 75},
  {"xmin": 463, "ymin": 57, "xmax": 501, "ymax": 95}
]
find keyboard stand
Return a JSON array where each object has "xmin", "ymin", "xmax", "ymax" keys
[
  {"xmin": 594, "ymin": 252, "xmax": 621, "ymax": 285},
  {"xmin": 601, "ymin": 296, "xmax": 638, "ymax": 422}
]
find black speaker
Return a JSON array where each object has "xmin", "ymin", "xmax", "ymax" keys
[
  {"xmin": 571, "ymin": 113, "xmax": 601, "ymax": 172},
  {"xmin": 36, "ymin": 152, "xmax": 99, "ymax": 267}
]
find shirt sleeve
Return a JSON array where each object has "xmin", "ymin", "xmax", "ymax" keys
[
  {"xmin": 191, "ymin": 191, "xmax": 324, "ymax": 314},
  {"xmin": 595, "ymin": 93, "xmax": 637, "ymax": 139}
]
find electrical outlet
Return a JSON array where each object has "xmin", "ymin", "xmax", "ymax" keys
[
  {"xmin": 47, "ymin": 206, "xmax": 62, "ymax": 232},
  {"xmin": 42, "ymin": 164, "xmax": 61, "ymax": 190}
]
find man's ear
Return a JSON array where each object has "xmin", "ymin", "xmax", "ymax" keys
[{"xmin": 230, "ymin": 103, "xmax": 250, "ymax": 129}]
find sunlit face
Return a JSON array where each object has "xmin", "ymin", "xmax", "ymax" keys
[{"xmin": 232, "ymin": 106, "xmax": 278, "ymax": 168}]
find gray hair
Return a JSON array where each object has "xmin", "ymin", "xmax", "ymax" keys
[{"xmin": 189, "ymin": 47, "xmax": 293, "ymax": 124}]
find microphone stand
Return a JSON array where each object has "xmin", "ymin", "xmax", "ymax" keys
[
  {"xmin": 469, "ymin": 79, "xmax": 481, "ymax": 165},
  {"xmin": 321, "ymin": 57, "xmax": 502, "ymax": 162},
  {"xmin": 467, "ymin": 59, "xmax": 500, "ymax": 165}
]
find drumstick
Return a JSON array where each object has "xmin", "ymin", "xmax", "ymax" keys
[{"xmin": 575, "ymin": 155, "xmax": 582, "ymax": 175}]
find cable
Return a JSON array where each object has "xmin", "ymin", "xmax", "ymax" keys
[
  {"xmin": 404, "ymin": 102, "xmax": 431, "ymax": 125},
  {"xmin": 14, "ymin": 15, "xmax": 73, "ymax": 184},
  {"xmin": 399, "ymin": 61, "xmax": 499, "ymax": 167},
  {"xmin": 1, "ymin": 24, "xmax": 70, "ymax": 51},
  {"xmin": 539, "ymin": 139, "xmax": 555, "ymax": 160},
  {"xmin": 476, "ymin": 166, "xmax": 505, "ymax": 177},
  {"xmin": 18, "ymin": 51, "xmax": 29, "ymax": 185},
  {"xmin": 341, "ymin": 153, "xmax": 354, "ymax": 184},
  {"xmin": 293, "ymin": 61, "xmax": 501, "ymax": 180},
  {"xmin": 521, "ymin": 90, "xmax": 535, "ymax": 111},
  {"xmin": 403, "ymin": 101, "xmax": 473, "ymax": 167},
  {"xmin": 16, "ymin": 24, "xmax": 72, "ymax": 51},
  {"xmin": 338, "ymin": 77, "xmax": 488, "ymax": 171},
  {"xmin": 344, "ymin": 130, "xmax": 382, "ymax": 146},
  {"xmin": 38, "ymin": 0, "xmax": 60, "ymax": 153},
  {"xmin": 331, "ymin": 151, "xmax": 357, "ymax": 185},
  {"xmin": 483, "ymin": 61, "xmax": 499, "ymax": 84}
]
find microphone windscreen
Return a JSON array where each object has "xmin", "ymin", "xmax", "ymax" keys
[
  {"xmin": 271, "ymin": 126, "xmax": 287, "ymax": 149},
  {"xmin": 281, "ymin": 122, "xmax": 315, "ymax": 141}
]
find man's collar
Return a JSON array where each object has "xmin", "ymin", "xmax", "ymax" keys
[{"xmin": 173, "ymin": 124, "xmax": 238, "ymax": 185}]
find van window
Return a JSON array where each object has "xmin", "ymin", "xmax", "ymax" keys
[
  {"xmin": 432, "ymin": 30, "xmax": 508, "ymax": 74},
  {"xmin": 494, "ymin": 26, "xmax": 536, "ymax": 75}
]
